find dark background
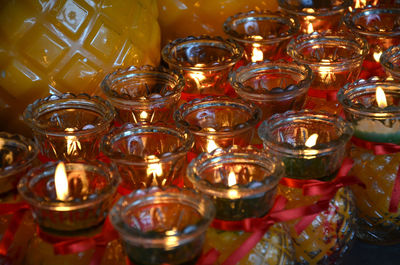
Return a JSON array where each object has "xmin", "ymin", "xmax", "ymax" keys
[{"xmin": 342, "ymin": 241, "xmax": 400, "ymax": 264}]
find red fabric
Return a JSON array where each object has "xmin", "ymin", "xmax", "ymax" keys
[
  {"xmin": 308, "ymin": 88, "xmax": 338, "ymax": 101},
  {"xmin": 196, "ymin": 248, "xmax": 221, "ymax": 265},
  {"xmin": 0, "ymin": 202, "xmax": 30, "ymax": 255},
  {"xmin": 352, "ymin": 137, "xmax": 400, "ymax": 213}
]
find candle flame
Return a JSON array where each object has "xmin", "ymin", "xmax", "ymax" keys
[
  {"xmin": 307, "ymin": 23, "xmax": 314, "ymax": 34},
  {"xmin": 140, "ymin": 111, "xmax": 148, "ymax": 120},
  {"xmin": 251, "ymin": 43, "xmax": 263, "ymax": 62},
  {"xmin": 305, "ymin": 133, "xmax": 319, "ymax": 148},
  {"xmin": 190, "ymin": 63, "xmax": 207, "ymax": 89},
  {"xmin": 55, "ymin": 162, "xmax": 69, "ymax": 201},
  {"xmin": 206, "ymin": 139, "xmax": 219, "ymax": 153},
  {"xmin": 376, "ymin": 86, "xmax": 388, "ymax": 108},
  {"xmin": 227, "ymin": 171, "xmax": 237, "ymax": 187},
  {"xmin": 65, "ymin": 128, "xmax": 81, "ymax": 156},
  {"xmin": 373, "ymin": 52, "xmax": 382, "ymax": 62},
  {"xmin": 146, "ymin": 155, "xmax": 163, "ymax": 177}
]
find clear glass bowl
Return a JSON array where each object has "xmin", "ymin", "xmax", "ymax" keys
[
  {"xmin": 101, "ymin": 65, "xmax": 184, "ymax": 124},
  {"xmin": 380, "ymin": 45, "xmax": 400, "ymax": 81},
  {"xmin": 174, "ymin": 96, "xmax": 261, "ymax": 154},
  {"xmin": 230, "ymin": 60, "xmax": 311, "ymax": 121},
  {"xmin": 109, "ymin": 186, "xmax": 215, "ymax": 265},
  {"xmin": 223, "ymin": 10, "xmax": 299, "ymax": 62},
  {"xmin": 278, "ymin": 0, "xmax": 352, "ymax": 33},
  {"xmin": 18, "ymin": 160, "xmax": 120, "ymax": 233},
  {"xmin": 161, "ymin": 36, "xmax": 243, "ymax": 97},
  {"xmin": 23, "ymin": 93, "xmax": 116, "ymax": 161},
  {"xmin": 101, "ymin": 123, "xmax": 194, "ymax": 191}
]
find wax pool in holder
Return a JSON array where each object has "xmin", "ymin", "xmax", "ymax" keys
[
  {"xmin": 174, "ymin": 96, "xmax": 261, "ymax": 154},
  {"xmin": 344, "ymin": 7, "xmax": 400, "ymax": 78},
  {"xmin": 286, "ymin": 31, "xmax": 369, "ymax": 114},
  {"xmin": 258, "ymin": 110, "xmax": 357, "ymax": 264},
  {"xmin": 23, "ymin": 93, "xmax": 116, "ymax": 161},
  {"xmin": 278, "ymin": 0, "xmax": 352, "ymax": 33},
  {"xmin": 17, "ymin": 160, "xmax": 121, "ymax": 264},
  {"xmin": 161, "ymin": 35, "xmax": 243, "ymax": 100},
  {"xmin": 109, "ymin": 186, "xmax": 215, "ymax": 265},
  {"xmin": 101, "ymin": 122, "xmax": 194, "ymax": 191},
  {"xmin": 229, "ymin": 60, "xmax": 312, "ymax": 121},
  {"xmin": 101, "ymin": 65, "xmax": 184, "ymax": 124},
  {"xmin": 338, "ymin": 78, "xmax": 400, "ymax": 244},
  {"xmin": 223, "ymin": 10, "xmax": 299, "ymax": 63},
  {"xmin": 187, "ymin": 146, "xmax": 295, "ymax": 264},
  {"xmin": 380, "ymin": 45, "xmax": 400, "ymax": 82},
  {"xmin": 0, "ymin": 132, "xmax": 38, "ymax": 263}
]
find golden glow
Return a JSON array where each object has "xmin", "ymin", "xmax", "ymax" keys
[
  {"xmin": 305, "ymin": 133, "xmax": 319, "ymax": 148},
  {"xmin": 140, "ymin": 111, "xmax": 149, "ymax": 120},
  {"xmin": 373, "ymin": 52, "xmax": 382, "ymax": 62},
  {"xmin": 146, "ymin": 155, "xmax": 163, "ymax": 177},
  {"xmin": 227, "ymin": 171, "xmax": 237, "ymax": 187},
  {"xmin": 251, "ymin": 43, "xmax": 264, "ymax": 62},
  {"xmin": 206, "ymin": 139, "xmax": 219, "ymax": 153},
  {"xmin": 0, "ymin": 138, "xmax": 13, "ymax": 164},
  {"xmin": 65, "ymin": 128, "xmax": 81, "ymax": 156},
  {"xmin": 189, "ymin": 63, "xmax": 207, "ymax": 89},
  {"xmin": 307, "ymin": 23, "xmax": 314, "ymax": 34},
  {"xmin": 55, "ymin": 162, "xmax": 69, "ymax": 201},
  {"xmin": 376, "ymin": 86, "xmax": 388, "ymax": 108}
]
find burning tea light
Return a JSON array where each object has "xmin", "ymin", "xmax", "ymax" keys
[
  {"xmin": 161, "ymin": 35, "xmax": 243, "ymax": 97},
  {"xmin": 109, "ymin": 187, "xmax": 215, "ymax": 265},
  {"xmin": 229, "ymin": 60, "xmax": 312, "ymax": 121},
  {"xmin": 101, "ymin": 65, "xmax": 184, "ymax": 124},
  {"xmin": 223, "ymin": 10, "xmax": 299, "ymax": 63},
  {"xmin": 100, "ymin": 123, "xmax": 194, "ymax": 191},
  {"xmin": 258, "ymin": 110, "xmax": 353, "ymax": 181},
  {"xmin": 0, "ymin": 132, "xmax": 38, "ymax": 195},
  {"xmin": 278, "ymin": 0, "xmax": 352, "ymax": 33},
  {"xmin": 18, "ymin": 160, "xmax": 119, "ymax": 232},
  {"xmin": 174, "ymin": 96, "xmax": 261, "ymax": 154},
  {"xmin": 187, "ymin": 146, "xmax": 284, "ymax": 220},
  {"xmin": 23, "ymin": 93, "xmax": 115, "ymax": 161}
]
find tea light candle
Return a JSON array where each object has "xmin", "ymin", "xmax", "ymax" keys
[
  {"xmin": 258, "ymin": 110, "xmax": 353, "ymax": 181},
  {"xmin": 338, "ymin": 79, "xmax": 400, "ymax": 144},
  {"xmin": 174, "ymin": 96, "xmax": 261, "ymax": 154},
  {"xmin": 18, "ymin": 161, "xmax": 119, "ymax": 232},
  {"xmin": 101, "ymin": 65, "xmax": 184, "ymax": 124},
  {"xmin": 187, "ymin": 146, "xmax": 284, "ymax": 220},
  {"xmin": 223, "ymin": 10, "xmax": 299, "ymax": 63},
  {"xmin": 161, "ymin": 36, "xmax": 243, "ymax": 97},
  {"xmin": 23, "ymin": 93, "xmax": 116, "ymax": 161},
  {"xmin": 229, "ymin": 61, "xmax": 312, "ymax": 121},
  {"xmin": 109, "ymin": 186, "xmax": 215, "ymax": 265},
  {"xmin": 100, "ymin": 123, "xmax": 194, "ymax": 191}
]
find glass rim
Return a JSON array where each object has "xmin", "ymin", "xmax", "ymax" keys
[
  {"xmin": 278, "ymin": 0, "xmax": 352, "ymax": 17},
  {"xmin": 174, "ymin": 96, "xmax": 262, "ymax": 137},
  {"xmin": 109, "ymin": 186, "xmax": 215, "ymax": 247},
  {"xmin": 161, "ymin": 35, "xmax": 244, "ymax": 71},
  {"xmin": 17, "ymin": 160, "xmax": 120, "ymax": 211},
  {"xmin": 223, "ymin": 10, "xmax": 300, "ymax": 45},
  {"xmin": 23, "ymin": 93, "xmax": 116, "ymax": 137},
  {"xmin": 101, "ymin": 65, "xmax": 184, "ymax": 108},
  {"xmin": 0, "ymin": 132, "xmax": 39, "ymax": 178},
  {"xmin": 258, "ymin": 110, "xmax": 354, "ymax": 157},
  {"xmin": 380, "ymin": 45, "xmax": 400, "ymax": 76},
  {"xmin": 344, "ymin": 7, "xmax": 400, "ymax": 37},
  {"xmin": 229, "ymin": 60, "xmax": 312, "ymax": 101},
  {"xmin": 186, "ymin": 146, "xmax": 284, "ymax": 199},
  {"xmin": 100, "ymin": 122, "xmax": 194, "ymax": 165},
  {"xmin": 286, "ymin": 31, "xmax": 369, "ymax": 68},
  {"xmin": 337, "ymin": 77, "xmax": 400, "ymax": 118}
]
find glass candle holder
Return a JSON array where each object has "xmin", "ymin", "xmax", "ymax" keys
[
  {"xmin": 174, "ymin": 96, "xmax": 261, "ymax": 154},
  {"xmin": 380, "ymin": 45, "xmax": 400, "ymax": 81},
  {"xmin": 258, "ymin": 110, "xmax": 356, "ymax": 264},
  {"xmin": 278, "ymin": 0, "xmax": 352, "ymax": 33},
  {"xmin": 101, "ymin": 65, "xmax": 184, "ymax": 124},
  {"xmin": 23, "ymin": 93, "xmax": 116, "ymax": 161},
  {"xmin": 344, "ymin": 7, "xmax": 400, "ymax": 78},
  {"xmin": 338, "ymin": 78, "xmax": 400, "ymax": 244},
  {"xmin": 18, "ymin": 160, "xmax": 120, "ymax": 233},
  {"xmin": 100, "ymin": 123, "xmax": 194, "ymax": 191},
  {"xmin": 230, "ymin": 60, "xmax": 312, "ymax": 121},
  {"xmin": 161, "ymin": 36, "xmax": 243, "ymax": 98},
  {"xmin": 0, "ymin": 132, "xmax": 38, "ymax": 195},
  {"xmin": 287, "ymin": 31, "xmax": 369, "ymax": 113},
  {"xmin": 109, "ymin": 186, "xmax": 215, "ymax": 265},
  {"xmin": 223, "ymin": 10, "xmax": 299, "ymax": 63},
  {"xmin": 187, "ymin": 146, "xmax": 295, "ymax": 264},
  {"xmin": 258, "ymin": 110, "xmax": 353, "ymax": 181}
]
